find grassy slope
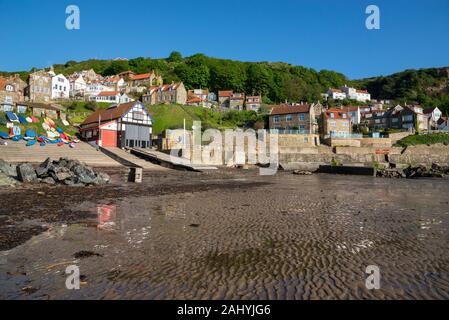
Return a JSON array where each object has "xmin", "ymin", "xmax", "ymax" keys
[{"xmin": 395, "ymin": 133, "xmax": 449, "ymax": 147}]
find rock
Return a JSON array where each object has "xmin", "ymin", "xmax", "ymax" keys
[
  {"xmin": 293, "ymin": 170, "xmax": 313, "ymax": 175},
  {"xmin": 0, "ymin": 172, "xmax": 17, "ymax": 186},
  {"xmin": 71, "ymin": 164, "xmax": 97, "ymax": 185},
  {"xmin": 40, "ymin": 157, "xmax": 52, "ymax": 170},
  {"xmin": 53, "ymin": 167, "xmax": 73, "ymax": 182},
  {"xmin": 41, "ymin": 177, "xmax": 56, "ymax": 185},
  {"xmin": 0, "ymin": 160, "xmax": 18, "ymax": 178},
  {"xmin": 16, "ymin": 163, "xmax": 38, "ymax": 183},
  {"xmin": 95, "ymin": 172, "xmax": 111, "ymax": 185},
  {"xmin": 35, "ymin": 166, "xmax": 49, "ymax": 178}
]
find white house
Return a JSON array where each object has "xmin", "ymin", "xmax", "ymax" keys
[
  {"xmin": 51, "ymin": 74, "xmax": 70, "ymax": 100},
  {"xmin": 90, "ymin": 91, "xmax": 134, "ymax": 104},
  {"xmin": 342, "ymin": 106, "xmax": 362, "ymax": 125},
  {"xmin": 327, "ymin": 88, "xmax": 347, "ymax": 100},
  {"xmin": 69, "ymin": 75, "xmax": 87, "ymax": 98},
  {"xmin": 424, "ymin": 107, "xmax": 443, "ymax": 129},
  {"xmin": 326, "ymin": 86, "xmax": 371, "ymax": 102},
  {"xmin": 85, "ymin": 82, "xmax": 115, "ymax": 97},
  {"xmin": 340, "ymin": 85, "xmax": 371, "ymax": 102}
]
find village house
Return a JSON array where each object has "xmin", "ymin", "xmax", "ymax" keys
[
  {"xmin": 90, "ymin": 91, "xmax": 133, "ymax": 104},
  {"xmin": 79, "ymin": 101, "xmax": 153, "ymax": 149},
  {"xmin": 85, "ymin": 81, "xmax": 115, "ymax": 98},
  {"xmin": 142, "ymin": 82, "xmax": 187, "ymax": 105},
  {"xmin": 245, "ymin": 96, "xmax": 262, "ymax": 112},
  {"xmin": 186, "ymin": 89, "xmax": 214, "ymax": 108},
  {"xmin": 69, "ymin": 74, "xmax": 87, "ymax": 98},
  {"xmin": 102, "ymin": 76, "xmax": 126, "ymax": 92},
  {"xmin": 25, "ymin": 69, "xmax": 52, "ymax": 103},
  {"xmin": 424, "ymin": 107, "xmax": 443, "ymax": 130},
  {"xmin": 218, "ymin": 90, "xmax": 233, "ymax": 109},
  {"xmin": 230, "ymin": 92, "xmax": 245, "ymax": 111},
  {"xmin": 51, "ymin": 74, "xmax": 70, "ymax": 100},
  {"xmin": 342, "ymin": 106, "xmax": 362, "ymax": 125},
  {"xmin": 128, "ymin": 71, "xmax": 162, "ymax": 87},
  {"xmin": 0, "ymin": 76, "xmax": 25, "ymax": 112},
  {"xmin": 382, "ymin": 105, "xmax": 428, "ymax": 132},
  {"xmin": 326, "ymin": 86, "xmax": 371, "ymax": 102},
  {"xmin": 340, "ymin": 85, "xmax": 371, "ymax": 102},
  {"xmin": 327, "ymin": 88, "xmax": 347, "ymax": 100},
  {"xmin": 269, "ymin": 103, "xmax": 319, "ymax": 133},
  {"xmin": 321, "ymin": 108, "xmax": 352, "ymax": 137},
  {"xmin": 437, "ymin": 117, "xmax": 449, "ymax": 131}
]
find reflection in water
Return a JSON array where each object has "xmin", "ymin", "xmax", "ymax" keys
[{"xmin": 97, "ymin": 204, "xmax": 117, "ymax": 231}]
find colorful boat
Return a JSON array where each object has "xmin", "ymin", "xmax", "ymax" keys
[
  {"xmin": 11, "ymin": 135, "xmax": 23, "ymax": 142},
  {"xmin": 18, "ymin": 114, "xmax": 28, "ymax": 124},
  {"xmin": 0, "ymin": 132, "xmax": 9, "ymax": 139},
  {"xmin": 5, "ymin": 112, "xmax": 19, "ymax": 122}
]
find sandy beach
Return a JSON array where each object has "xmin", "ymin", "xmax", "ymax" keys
[{"xmin": 1, "ymin": 169, "xmax": 448, "ymax": 300}]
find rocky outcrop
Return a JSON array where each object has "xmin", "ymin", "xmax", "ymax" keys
[
  {"xmin": 376, "ymin": 163, "xmax": 449, "ymax": 179},
  {"xmin": 1, "ymin": 158, "xmax": 110, "ymax": 186}
]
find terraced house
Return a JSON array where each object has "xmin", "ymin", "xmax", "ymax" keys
[
  {"xmin": 269, "ymin": 103, "xmax": 320, "ymax": 133},
  {"xmin": 142, "ymin": 82, "xmax": 187, "ymax": 105},
  {"xmin": 321, "ymin": 108, "xmax": 352, "ymax": 137},
  {"xmin": 25, "ymin": 69, "xmax": 52, "ymax": 103},
  {"xmin": 0, "ymin": 75, "xmax": 25, "ymax": 112}
]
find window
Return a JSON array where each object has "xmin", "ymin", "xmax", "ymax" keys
[
  {"xmin": 299, "ymin": 114, "xmax": 305, "ymax": 121},
  {"xmin": 392, "ymin": 118, "xmax": 399, "ymax": 123},
  {"xmin": 133, "ymin": 111, "xmax": 144, "ymax": 121},
  {"xmin": 5, "ymin": 85, "xmax": 13, "ymax": 92},
  {"xmin": 330, "ymin": 113, "xmax": 335, "ymax": 118},
  {"xmin": 286, "ymin": 114, "xmax": 293, "ymax": 121},
  {"xmin": 274, "ymin": 116, "xmax": 280, "ymax": 123},
  {"xmin": 299, "ymin": 125, "xmax": 306, "ymax": 130},
  {"xmin": 342, "ymin": 114, "xmax": 347, "ymax": 119},
  {"xmin": 330, "ymin": 121, "xmax": 336, "ymax": 127}
]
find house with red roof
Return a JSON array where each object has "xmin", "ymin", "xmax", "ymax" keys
[
  {"xmin": 321, "ymin": 108, "xmax": 352, "ymax": 137},
  {"xmin": 79, "ymin": 101, "xmax": 153, "ymax": 148},
  {"xmin": 141, "ymin": 82, "xmax": 187, "ymax": 105},
  {"xmin": 269, "ymin": 103, "xmax": 321, "ymax": 134}
]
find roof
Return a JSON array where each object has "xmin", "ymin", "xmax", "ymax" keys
[
  {"xmin": 423, "ymin": 107, "xmax": 438, "ymax": 114},
  {"xmin": 270, "ymin": 104, "xmax": 310, "ymax": 116},
  {"xmin": 0, "ymin": 77, "xmax": 6, "ymax": 90},
  {"xmin": 219, "ymin": 90, "xmax": 233, "ymax": 97},
  {"xmin": 130, "ymin": 72, "xmax": 154, "ymax": 81},
  {"xmin": 356, "ymin": 89, "xmax": 369, "ymax": 94},
  {"xmin": 342, "ymin": 106, "xmax": 361, "ymax": 112},
  {"xmin": 81, "ymin": 101, "xmax": 140, "ymax": 126},
  {"xmin": 329, "ymin": 88, "xmax": 343, "ymax": 93},
  {"xmin": 98, "ymin": 91, "xmax": 119, "ymax": 96},
  {"xmin": 324, "ymin": 108, "xmax": 350, "ymax": 120}
]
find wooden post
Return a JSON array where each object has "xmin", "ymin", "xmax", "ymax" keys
[{"xmin": 128, "ymin": 167, "xmax": 142, "ymax": 183}]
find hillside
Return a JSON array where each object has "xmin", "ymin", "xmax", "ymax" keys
[
  {"xmin": 1, "ymin": 53, "xmax": 448, "ymax": 113},
  {"xmin": 354, "ymin": 67, "xmax": 449, "ymax": 114},
  {"xmin": 0, "ymin": 53, "xmax": 349, "ymax": 104}
]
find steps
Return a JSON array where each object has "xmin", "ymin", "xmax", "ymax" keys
[{"xmin": 0, "ymin": 141, "xmax": 122, "ymax": 167}]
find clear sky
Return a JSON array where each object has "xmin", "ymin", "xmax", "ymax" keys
[{"xmin": 0, "ymin": 0, "xmax": 448, "ymax": 79}]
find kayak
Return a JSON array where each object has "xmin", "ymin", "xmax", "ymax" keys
[
  {"xmin": 25, "ymin": 129, "xmax": 36, "ymax": 138},
  {"xmin": 26, "ymin": 139, "xmax": 37, "ymax": 147},
  {"xmin": 18, "ymin": 114, "xmax": 28, "ymax": 124},
  {"xmin": 42, "ymin": 123, "xmax": 50, "ymax": 131},
  {"xmin": 56, "ymin": 127, "xmax": 64, "ymax": 134},
  {"xmin": 32, "ymin": 117, "xmax": 39, "ymax": 123},
  {"xmin": 62, "ymin": 120, "xmax": 70, "ymax": 126},
  {"xmin": 57, "ymin": 142, "xmax": 64, "ymax": 147},
  {"xmin": 11, "ymin": 126, "xmax": 21, "ymax": 136},
  {"xmin": 26, "ymin": 117, "xmax": 33, "ymax": 123},
  {"xmin": 69, "ymin": 142, "xmax": 75, "ymax": 148},
  {"xmin": 0, "ymin": 132, "xmax": 9, "ymax": 139},
  {"xmin": 11, "ymin": 135, "xmax": 22, "ymax": 142},
  {"xmin": 5, "ymin": 111, "xmax": 19, "ymax": 122}
]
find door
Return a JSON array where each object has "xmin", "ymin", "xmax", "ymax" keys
[{"xmin": 101, "ymin": 129, "xmax": 117, "ymax": 147}]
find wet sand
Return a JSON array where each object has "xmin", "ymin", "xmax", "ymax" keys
[{"xmin": 1, "ymin": 168, "xmax": 449, "ymax": 300}]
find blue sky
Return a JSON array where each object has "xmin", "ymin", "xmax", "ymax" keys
[{"xmin": 0, "ymin": 0, "xmax": 448, "ymax": 79}]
